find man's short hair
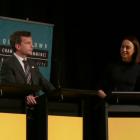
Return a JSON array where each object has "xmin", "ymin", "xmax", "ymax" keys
[{"xmin": 10, "ymin": 31, "xmax": 31, "ymax": 52}]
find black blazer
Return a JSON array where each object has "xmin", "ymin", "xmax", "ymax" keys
[{"xmin": 0, "ymin": 55, "xmax": 55, "ymax": 94}]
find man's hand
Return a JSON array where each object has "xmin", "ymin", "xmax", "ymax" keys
[{"xmin": 26, "ymin": 95, "xmax": 38, "ymax": 106}]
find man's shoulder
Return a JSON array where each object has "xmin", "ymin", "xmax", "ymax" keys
[
  {"xmin": 136, "ymin": 63, "xmax": 140, "ymax": 70},
  {"xmin": 28, "ymin": 58, "xmax": 36, "ymax": 65},
  {"xmin": 28, "ymin": 58, "xmax": 38, "ymax": 69},
  {"xmin": 3, "ymin": 55, "xmax": 16, "ymax": 63}
]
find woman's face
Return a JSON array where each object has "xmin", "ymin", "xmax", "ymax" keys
[{"xmin": 120, "ymin": 39, "xmax": 135, "ymax": 62}]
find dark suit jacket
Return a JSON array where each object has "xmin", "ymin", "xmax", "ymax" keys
[{"xmin": 1, "ymin": 55, "xmax": 55, "ymax": 94}]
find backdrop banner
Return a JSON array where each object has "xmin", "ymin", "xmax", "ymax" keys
[{"xmin": 0, "ymin": 16, "xmax": 54, "ymax": 80}]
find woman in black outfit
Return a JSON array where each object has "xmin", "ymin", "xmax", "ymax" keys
[{"xmin": 98, "ymin": 35, "xmax": 140, "ymax": 99}]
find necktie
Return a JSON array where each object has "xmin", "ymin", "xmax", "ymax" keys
[
  {"xmin": 23, "ymin": 60, "xmax": 32, "ymax": 85},
  {"xmin": 23, "ymin": 60, "xmax": 34, "ymax": 121}
]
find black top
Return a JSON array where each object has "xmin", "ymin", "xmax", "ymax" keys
[{"xmin": 98, "ymin": 61, "xmax": 140, "ymax": 95}]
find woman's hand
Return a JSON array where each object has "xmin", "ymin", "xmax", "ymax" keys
[{"xmin": 97, "ymin": 89, "xmax": 107, "ymax": 98}]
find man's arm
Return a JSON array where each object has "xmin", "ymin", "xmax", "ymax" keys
[{"xmin": 37, "ymin": 69, "xmax": 56, "ymax": 93}]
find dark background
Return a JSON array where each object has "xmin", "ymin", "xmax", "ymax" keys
[{"xmin": 0, "ymin": 0, "xmax": 140, "ymax": 90}]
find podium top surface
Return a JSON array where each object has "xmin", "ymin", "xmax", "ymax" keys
[
  {"xmin": 58, "ymin": 90, "xmax": 140, "ymax": 102},
  {"xmin": 48, "ymin": 88, "xmax": 98, "ymax": 101},
  {"xmin": 111, "ymin": 91, "xmax": 140, "ymax": 98},
  {"xmin": 0, "ymin": 84, "xmax": 39, "ymax": 98},
  {"xmin": 112, "ymin": 91, "xmax": 140, "ymax": 95},
  {"xmin": 109, "ymin": 91, "xmax": 140, "ymax": 104},
  {"xmin": 59, "ymin": 88, "xmax": 97, "ymax": 99}
]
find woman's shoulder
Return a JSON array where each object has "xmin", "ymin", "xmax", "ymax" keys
[{"xmin": 136, "ymin": 63, "xmax": 140, "ymax": 70}]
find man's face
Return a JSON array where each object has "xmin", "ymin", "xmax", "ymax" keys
[{"xmin": 16, "ymin": 36, "xmax": 33, "ymax": 57}]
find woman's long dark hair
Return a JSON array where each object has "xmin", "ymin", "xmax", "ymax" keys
[{"xmin": 122, "ymin": 35, "xmax": 140, "ymax": 64}]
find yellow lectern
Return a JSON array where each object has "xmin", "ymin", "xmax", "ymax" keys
[
  {"xmin": 0, "ymin": 84, "xmax": 38, "ymax": 140},
  {"xmin": 0, "ymin": 113, "xmax": 26, "ymax": 140}
]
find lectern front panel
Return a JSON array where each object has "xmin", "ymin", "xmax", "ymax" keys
[
  {"xmin": 108, "ymin": 117, "xmax": 140, "ymax": 140},
  {"xmin": 0, "ymin": 113, "xmax": 26, "ymax": 140},
  {"xmin": 48, "ymin": 115, "xmax": 83, "ymax": 140}
]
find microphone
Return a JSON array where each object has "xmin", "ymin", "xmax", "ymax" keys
[
  {"xmin": 57, "ymin": 79, "xmax": 63, "ymax": 101},
  {"xmin": 0, "ymin": 57, "xmax": 4, "ymax": 83},
  {"xmin": 55, "ymin": 59, "xmax": 63, "ymax": 101},
  {"xmin": 0, "ymin": 57, "xmax": 4, "ymax": 71}
]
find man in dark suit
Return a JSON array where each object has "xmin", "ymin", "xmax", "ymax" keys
[{"xmin": 0, "ymin": 31, "xmax": 56, "ymax": 140}]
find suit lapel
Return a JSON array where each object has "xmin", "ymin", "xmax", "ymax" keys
[
  {"xmin": 12, "ymin": 55, "xmax": 26, "ymax": 81},
  {"xmin": 12, "ymin": 55, "xmax": 37, "ymax": 85}
]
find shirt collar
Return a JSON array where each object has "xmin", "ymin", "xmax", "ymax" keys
[{"xmin": 14, "ymin": 53, "xmax": 27, "ymax": 61}]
